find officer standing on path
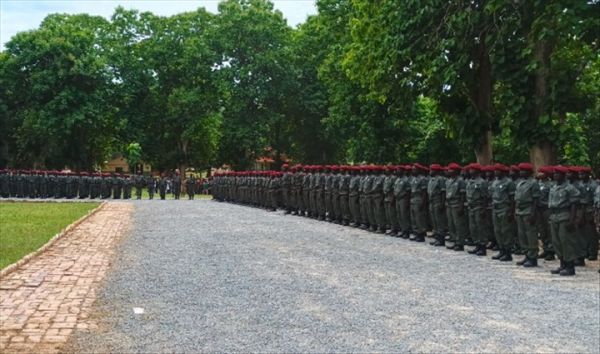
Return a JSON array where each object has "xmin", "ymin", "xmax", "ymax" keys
[
  {"xmin": 549, "ymin": 165, "xmax": 580, "ymax": 276},
  {"xmin": 159, "ymin": 174, "xmax": 167, "ymax": 200},
  {"xmin": 514, "ymin": 163, "xmax": 540, "ymax": 267},
  {"xmin": 491, "ymin": 164, "xmax": 516, "ymax": 262},
  {"xmin": 173, "ymin": 170, "xmax": 182, "ymax": 200},
  {"xmin": 186, "ymin": 174, "xmax": 196, "ymax": 200},
  {"xmin": 135, "ymin": 172, "xmax": 144, "ymax": 200}
]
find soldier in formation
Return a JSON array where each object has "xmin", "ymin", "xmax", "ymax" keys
[
  {"xmin": 211, "ymin": 162, "xmax": 599, "ymax": 276},
  {"xmin": 0, "ymin": 169, "xmax": 192, "ymax": 201}
]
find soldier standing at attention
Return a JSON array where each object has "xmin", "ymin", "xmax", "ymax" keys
[
  {"xmin": 465, "ymin": 163, "xmax": 488, "ymax": 256},
  {"xmin": 173, "ymin": 170, "xmax": 182, "ymax": 200},
  {"xmin": 491, "ymin": 164, "xmax": 516, "ymax": 262},
  {"xmin": 135, "ymin": 172, "xmax": 144, "ymax": 199},
  {"xmin": 369, "ymin": 166, "xmax": 387, "ymax": 234},
  {"xmin": 158, "ymin": 174, "xmax": 167, "ymax": 200},
  {"xmin": 112, "ymin": 173, "xmax": 122, "ymax": 199},
  {"xmin": 445, "ymin": 163, "xmax": 467, "ymax": 251},
  {"xmin": 362, "ymin": 166, "xmax": 375, "ymax": 230},
  {"xmin": 393, "ymin": 166, "xmax": 412, "ymax": 238},
  {"xmin": 78, "ymin": 172, "xmax": 89, "ymax": 198},
  {"xmin": 549, "ymin": 165, "xmax": 580, "ymax": 276},
  {"xmin": 186, "ymin": 174, "xmax": 196, "ymax": 200},
  {"xmin": 123, "ymin": 174, "xmax": 133, "ymax": 199},
  {"xmin": 316, "ymin": 166, "xmax": 326, "ymax": 221},
  {"xmin": 0, "ymin": 170, "xmax": 9, "ymax": 198},
  {"xmin": 409, "ymin": 164, "xmax": 429, "ymax": 242},
  {"xmin": 428, "ymin": 164, "xmax": 447, "ymax": 246},
  {"xmin": 536, "ymin": 166, "xmax": 556, "ymax": 260},
  {"xmin": 576, "ymin": 167, "xmax": 598, "ymax": 262},
  {"xmin": 383, "ymin": 166, "xmax": 399, "ymax": 235},
  {"xmin": 147, "ymin": 174, "xmax": 156, "ymax": 199},
  {"xmin": 348, "ymin": 167, "xmax": 361, "ymax": 227},
  {"xmin": 514, "ymin": 163, "xmax": 540, "ymax": 267},
  {"xmin": 281, "ymin": 164, "xmax": 292, "ymax": 214}
]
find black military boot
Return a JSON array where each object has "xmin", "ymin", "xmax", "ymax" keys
[
  {"xmin": 574, "ymin": 257, "xmax": 586, "ymax": 267},
  {"xmin": 429, "ymin": 234, "xmax": 439, "ymax": 245},
  {"xmin": 401, "ymin": 231, "xmax": 410, "ymax": 239},
  {"xmin": 446, "ymin": 242, "xmax": 456, "ymax": 250},
  {"xmin": 544, "ymin": 252, "xmax": 556, "ymax": 261},
  {"xmin": 376, "ymin": 227, "xmax": 385, "ymax": 234},
  {"xmin": 499, "ymin": 250, "xmax": 513, "ymax": 261},
  {"xmin": 414, "ymin": 233, "xmax": 425, "ymax": 242},
  {"xmin": 453, "ymin": 244, "xmax": 464, "ymax": 251},
  {"xmin": 465, "ymin": 238, "xmax": 475, "ymax": 246},
  {"xmin": 476, "ymin": 246, "xmax": 487, "ymax": 256},
  {"xmin": 523, "ymin": 257, "xmax": 538, "ymax": 267},
  {"xmin": 551, "ymin": 259, "xmax": 565, "ymax": 274},
  {"xmin": 559, "ymin": 261, "xmax": 575, "ymax": 276},
  {"xmin": 516, "ymin": 257, "xmax": 528, "ymax": 266},
  {"xmin": 486, "ymin": 241, "xmax": 497, "ymax": 250},
  {"xmin": 432, "ymin": 235, "xmax": 445, "ymax": 247},
  {"xmin": 587, "ymin": 253, "xmax": 598, "ymax": 261},
  {"xmin": 467, "ymin": 245, "xmax": 480, "ymax": 254}
]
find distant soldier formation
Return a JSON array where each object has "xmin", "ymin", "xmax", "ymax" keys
[
  {"xmin": 212, "ymin": 163, "xmax": 600, "ymax": 276},
  {"xmin": 0, "ymin": 169, "xmax": 206, "ymax": 201}
]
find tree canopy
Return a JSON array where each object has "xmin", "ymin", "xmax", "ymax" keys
[{"xmin": 1, "ymin": 0, "xmax": 598, "ymax": 172}]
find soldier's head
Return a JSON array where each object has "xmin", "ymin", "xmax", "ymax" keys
[
  {"xmin": 553, "ymin": 165, "xmax": 568, "ymax": 183},
  {"xmin": 281, "ymin": 164, "xmax": 289, "ymax": 172},
  {"xmin": 447, "ymin": 163, "xmax": 461, "ymax": 177},
  {"xmin": 494, "ymin": 163, "xmax": 509, "ymax": 178},
  {"xmin": 567, "ymin": 166, "xmax": 579, "ymax": 182},
  {"xmin": 509, "ymin": 165, "xmax": 519, "ymax": 180},
  {"xmin": 469, "ymin": 163, "xmax": 482, "ymax": 178},
  {"xmin": 578, "ymin": 166, "xmax": 591, "ymax": 181},
  {"xmin": 429, "ymin": 164, "xmax": 442, "ymax": 176},
  {"xmin": 518, "ymin": 163, "xmax": 533, "ymax": 178}
]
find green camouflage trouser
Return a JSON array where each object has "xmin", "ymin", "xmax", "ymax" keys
[
  {"xmin": 410, "ymin": 201, "xmax": 428, "ymax": 234},
  {"xmin": 373, "ymin": 196, "xmax": 385, "ymax": 229},
  {"xmin": 340, "ymin": 194, "xmax": 350, "ymax": 221},
  {"xmin": 396, "ymin": 198, "xmax": 411, "ymax": 233},
  {"xmin": 385, "ymin": 200, "xmax": 398, "ymax": 231},
  {"xmin": 349, "ymin": 195, "xmax": 360, "ymax": 224},
  {"xmin": 550, "ymin": 215, "xmax": 576, "ymax": 262},
  {"xmin": 516, "ymin": 214, "xmax": 539, "ymax": 259},
  {"xmin": 448, "ymin": 206, "xmax": 468, "ymax": 246},
  {"xmin": 492, "ymin": 209, "xmax": 514, "ymax": 251},
  {"xmin": 468, "ymin": 208, "xmax": 488, "ymax": 245},
  {"xmin": 429, "ymin": 202, "xmax": 446, "ymax": 235}
]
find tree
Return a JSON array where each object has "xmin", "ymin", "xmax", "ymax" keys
[
  {"xmin": 1, "ymin": 14, "xmax": 117, "ymax": 170},
  {"xmin": 210, "ymin": 0, "xmax": 295, "ymax": 169}
]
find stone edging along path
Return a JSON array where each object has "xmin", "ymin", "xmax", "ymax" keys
[{"xmin": 0, "ymin": 201, "xmax": 107, "ymax": 279}]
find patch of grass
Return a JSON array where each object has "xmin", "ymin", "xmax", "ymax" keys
[{"xmin": 0, "ymin": 202, "xmax": 99, "ymax": 269}]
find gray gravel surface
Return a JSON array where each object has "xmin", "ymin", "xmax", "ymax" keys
[{"xmin": 69, "ymin": 200, "xmax": 600, "ymax": 353}]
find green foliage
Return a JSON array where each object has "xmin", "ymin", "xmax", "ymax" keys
[{"xmin": 0, "ymin": 0, "xmax": 598, "ymax": 170}]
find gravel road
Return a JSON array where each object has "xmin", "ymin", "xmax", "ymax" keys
[{"xmin": 68, "ymin": 200, "xmax": 600, "ymax": 353}]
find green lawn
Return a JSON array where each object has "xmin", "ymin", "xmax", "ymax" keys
[{"xmin": 0, "ymin": 202, "xmax": 100, "ymax": 269}]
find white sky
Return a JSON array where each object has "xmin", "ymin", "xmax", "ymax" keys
[{"xmin": 1, "ymin": 0, "xmax": 318, "ymax": 49}]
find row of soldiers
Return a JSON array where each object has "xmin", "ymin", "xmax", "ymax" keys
[
  {"xmin": 212, "ymin": 163, "xmax": 599, "ymax": 276},
  {"xmin": 0, "ymin": 170, "xmax": 202, "ymax": 200}
]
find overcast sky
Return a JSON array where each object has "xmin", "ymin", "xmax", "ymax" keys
[{"xmin": 1, "ymin": 0, "xmax": 318, "ymax": 49}]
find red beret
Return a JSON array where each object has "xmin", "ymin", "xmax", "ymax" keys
[
  {"xmin": 469, "ymin": 163, "xmax": 482, "ymax": 171},
  {"xmin": 579, "ymin": 166, "xmax": 592, "ymax": 173},
  {"xmin": 447, "ymin": 163, "xmax": 462, "ymax": 170},
  {"xmin": 517, "ymin": 162, "xmax": 534, "ymax": 171},
  {"xmin": 429, "ymin": 163, "xmax": 443, "ymax": 171},
  {"xmin": 554, "ymin": 165, "xmax": 569, "ymax": 174},
  {"xmin": 494, "ymin": 163, "xmax": 509, "ymax": 172},
  {"xmin": 568, "ymin": 166, "xmax": 580, "ymax": 173},
  {"xmin": 413, "ymin": 163, "xmax": 428, "ymax": 171},
  {"xmin": 510, "ymin": 165, "xmax": 520, "ymax": 171}
]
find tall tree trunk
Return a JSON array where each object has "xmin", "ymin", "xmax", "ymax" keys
[
  {"xmin": 473, "ymin": 33, "xmax": 493, "ymax": 165},
  {"xmin": 530, "ymin": 38, "xmax": 556, "ymax": 169}
]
